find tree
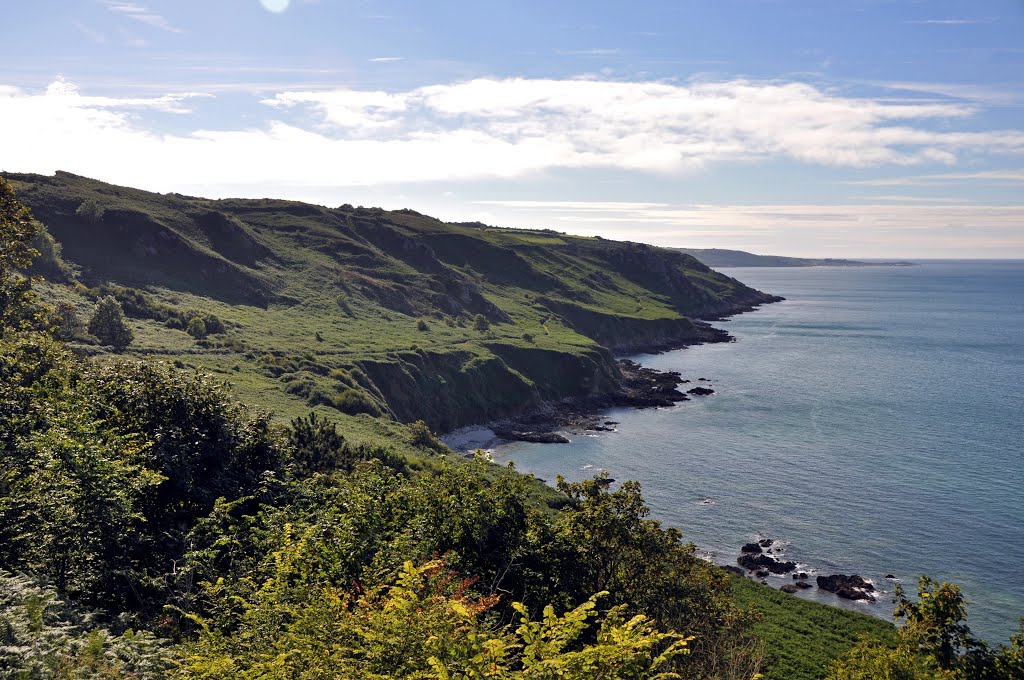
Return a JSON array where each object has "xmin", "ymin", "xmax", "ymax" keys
[
  {"xmin": 89, "ymin": 296, "xmax": 134, "ymax": 349},
  {"xmin": 894, "ymin": 576, "xmax": 979, "ymax": 671},
  {"xmin": 0, "ymin": 177, "xmax": 44, "ymax": 336},
  {"xmin": 53, "ymin": 301, "xmax": 85, "ymax": 340},
  {"xmin": 473, "ymin": 314, "xmax": 490, "ymax": 332}
]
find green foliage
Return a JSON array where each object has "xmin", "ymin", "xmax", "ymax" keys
[
  {"xmin": 0, "ymin": 335, "xmax": 284, "ymax": 617},
  {"xmin": 827, "ymin": 576, "xmax": 1024, "ymax": 680},
  {"xmin": 88, "ymin": 295, "xmax": 134, "ymax": 349},
  {"xmin": 551, "ymin": 474, "xmax": 760, "ymax": 678},
  {"xmin": 178, "ymin": 554, "xmax": 688, "ymax": 679},
  {"xmin": 417, "ymin": 318, "xmax": 430, "ymax": 331},
  {"xmin": 410, "ymin": 418, "xmax": 445, "ymax": 451},
  {"xmin": 0, "ymin": 177, "xmax": 47, "ymax": 337},
  {"xmin": 52, "ymin": 301, "xmax": 86, "ymax": 341},
  {"xmin": 287, "ymin": 412, "xmax": 402, "ymax": 474},
  {"xmin": 893, "ymin": 576, "xmax": 980, "ymax": 672},
  {"xmin": 827, "ymin": 636, "xmax": 940, "ymax": 679},
  {"xmin": 473, "ymin": 314, "xmax": 491, "ymax": 331},
  {"xmin": 187, "ymin": 316, "xmax": 207, "ymax": 339},
  {"xmin": 0, "ymin": 571, "xmax": 173, "ymax": 678},
  {"xmin": 75, "ymin": 198, "xmax": 105, "ymax": 224}
]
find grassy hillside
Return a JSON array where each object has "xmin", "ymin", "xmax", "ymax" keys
[
  {"xmin": 731, "ymin": 577, "xmax": 898, "ymax": 679},
  {"xmin": 7, "ymin": 171, "xmax": 778, "ymax": 432}
]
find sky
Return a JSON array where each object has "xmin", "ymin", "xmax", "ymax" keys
[{"xmin": 2, "ymin": 0, "xmax": 1023, "ymax": 258}]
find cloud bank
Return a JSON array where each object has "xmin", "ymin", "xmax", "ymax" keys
[{"xmin": 4, "ymin": 76, "xmax": 1024, "ymax": 193}]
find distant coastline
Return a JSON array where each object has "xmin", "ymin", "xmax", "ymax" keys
[{"xmin": 674, "ymin": 247, "xmax": 915, "ymax": 268}]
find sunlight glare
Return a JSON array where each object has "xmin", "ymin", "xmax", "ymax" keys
[{"xmin": 259, "ymin": 0, "xmax": 290, "ymax": 13}]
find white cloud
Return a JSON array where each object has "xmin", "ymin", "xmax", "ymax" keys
[
  {"xmin": 260, "ymin": 77, "xmax": 1024, "ymax": 173},
  {"xmin": 2, "ymin": 76, "xmax": 1023, "ymax": 194},
  {"xmin": 850, "ymin": 170, "xmax": 1024, "ymax": 186},
  {"xmin": 865, "ymin": 80, "xmax": 1021, "ymax": 105},
  {"xmin": 906, "ymin": 18, "xmax": 995, "ymax": 25},
  {"xmin": 100, "ymin": 0, "xmax": 183, "ymax": 34}
]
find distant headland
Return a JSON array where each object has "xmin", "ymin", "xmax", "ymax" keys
[{"xmin": 674, "ymin": 248, "xmax": 915, "ymax": 268}]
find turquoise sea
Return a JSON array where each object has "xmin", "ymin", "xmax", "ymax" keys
[{"xmin": 487, "ymin": 261, "xmax": 1024, "ymax": 642}]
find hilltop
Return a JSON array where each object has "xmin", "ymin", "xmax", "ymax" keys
[
  {"xmin": 675, "ymin": 248, "xmax": 915, "ymax": 268},
  {"xmin": 6, "ymin": 171, "xmax": 779, "ymax": 434}
]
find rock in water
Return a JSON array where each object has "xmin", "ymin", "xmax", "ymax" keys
[
  {"xmin": 741, "ymin": 542, "xmax": 763, "ymax": 554},
  {"xmin": 737, "ymin": 553, "xmax": 798, "ymax": 574},
  {"xmin": 816, "ymin": 574, "xmax": 876, "ymax": 602}
]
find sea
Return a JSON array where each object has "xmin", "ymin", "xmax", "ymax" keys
[{"xmin": 448, "ymin": 260, "xmax": 1024, "ymax": 643}]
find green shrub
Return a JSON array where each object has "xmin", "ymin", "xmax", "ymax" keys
[
  {"xmin": 88, "ymin": 296, "xmax": 133, "ymax": 349},
  {"xmin": 187, "ymin": 316, "xmax": 207, "ymax": 339},
  {"xmin": 75, "ymin": 198, "xmax": 105, "ymax": 224}
]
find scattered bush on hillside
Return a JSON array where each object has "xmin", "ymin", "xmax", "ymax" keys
[
  {"xmin": 409, "ymin": 419, "xmax": 445, "ymax": 451},
  {"xmin": 53, "ymin": 301, "xmax": 86, "ymax": 340},
  {"xmin": 472, "ymin": 313, "xmax": 490, "ymax": 331},
  {"xmin": 416, "ymin": 318, "xmax": 429, "ymax": 331},
  {"xmin": 75, "ymin": 198, "xmax": 105, "ymax": 224},
  {"xmin": 88, "ymin": 296, "xmax": 134, "ymax": 349},
  {"xmin": 186, "ymin": 316, "xmax": 207, "ymax": 339}
]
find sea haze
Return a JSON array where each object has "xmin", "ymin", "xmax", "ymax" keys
[{"xmin": 490, "ymin": 260, "xmax": 1024, "ymax": 643}]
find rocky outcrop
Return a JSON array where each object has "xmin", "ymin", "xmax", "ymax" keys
[
  {"xmin": 816, "ymin": 574, "xmax": 876, "ymax": 602},
  {"xmin": 492, "ymin": 428, "xmax": 569, "ymax": 444},
  {"xmin": 738, "ymin": 553, "xmax": 798, "ymax": 575}
]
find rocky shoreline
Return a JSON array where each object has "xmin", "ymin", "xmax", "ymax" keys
[
  {"xmin": 445, "ymin": 299, "xmax": 781, "ymax": 447},
  {"xmin": 488, "ymin": 358, "xmax": 717, "ymax": 443},
  {"xmin": 726, "ymin": 537, "xmax": 888, "ymax": 604}
]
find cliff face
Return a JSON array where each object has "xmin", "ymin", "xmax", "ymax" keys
[{"xmin": 5, "ymin": 171, "xmax": 781, "ymax": 430}]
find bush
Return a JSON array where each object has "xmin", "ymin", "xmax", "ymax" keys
[
  {"xmin": 53, "ymin": 301, "xmax": 86, "ymax": 340},
  {"xmin": 203, "ymin": 313, "xmax": 226, "ymax": 335},
  {"xmin": 416, "ymin": 319, "xmax": 429, "ymax": 332},
  {"xmin": 88, "ymin": 296, "xmax": 133, "ymax": 349},
  {"xmin": 472, "ymin": 314, "xmax": 490, "ymax": 332},
  {"xmin": 75, "ymin": 198, "xmax": 105, "ymax": 224},
  {"xmin": 186, "ymin": 316, "xmax": 207, "ymax": 339}
]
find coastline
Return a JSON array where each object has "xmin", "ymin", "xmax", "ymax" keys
[{"xmin": 442, "ymin": 297, "xmax": 782, "ymax": 449}]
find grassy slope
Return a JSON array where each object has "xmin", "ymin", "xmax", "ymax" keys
[
  {"xmin": 9, "ymin": 171, "xmax": 775, "ymax": 431},
  {"xmin": 732, "ymin": 577, "xmax": 898, "ymax": 679},
  {"xmin": 7, "ymin": 171, "xmax": 888, "ymax": 676}
]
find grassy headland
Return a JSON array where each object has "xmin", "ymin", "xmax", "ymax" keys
[{"xmin": 7, "ymin": 170, "xmax": 778, "ymax": 433}]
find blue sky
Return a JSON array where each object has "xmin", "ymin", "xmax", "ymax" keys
[{"xmin": 2, "ymin": 0, "xmax": 1023, "ymax": 257}]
